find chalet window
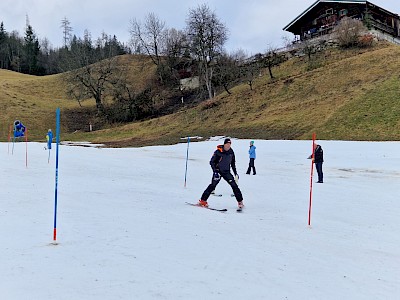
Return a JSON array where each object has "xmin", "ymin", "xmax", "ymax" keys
[{"xmin": 339, "ymin": 9, "xmax": 348, "ymax": 17}]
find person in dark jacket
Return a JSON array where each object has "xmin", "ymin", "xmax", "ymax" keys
[
  {"xmin": 309, "ymin": 144, "xmax": 324, "ymax": 183},
  {"xmin": 198, "ymin": 138, "xmax": 244, "ymax": 209},
  {"xmin": 246, "ymin": 140, "xmax": 256, "ymax": 175}
]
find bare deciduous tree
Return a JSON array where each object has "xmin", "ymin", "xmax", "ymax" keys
[
  {"xmin": 60, "ymin": 17, "xmax": 72, "ymax": 48},
  {"xmin": 242, "ymin": 54, "xmax": 262, "ymax": 90},
  {"xmin": 65, "ymin": 56, "xmax": 126, "ymax": 116},
  {"xmin": 186, "ymin": 4, "xmax": 228, "ymax": 99},
  {"xmin": 301, "ymin": 39, "xmax": 317, "ymax": 61},
  {"xmin": 164, "ymin": 28, "xmax": 188, "ymax": 83},
  {"xmin": 260, "ymin": 47, "xmax": 285, "ymax": 79},
  {"xmin": 130, "ymin": 13, "xmax": 167, "ymax": 82},
  {"xmin": 214, "ymin": 50, "xmax": 246, "ymax": 94}
]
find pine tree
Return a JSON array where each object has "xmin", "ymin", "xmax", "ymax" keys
[
  {"xmin": 23, "ymin": 24, "xmax": 40, "ymax": 74},
  {"xmin": 0, "ymin": 22, "xmax": 8, "ymax": 69}
]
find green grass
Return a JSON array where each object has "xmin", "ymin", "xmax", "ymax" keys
[
  {"xmin": 0, "ymin": 71, "xmax": 76, "ymax": 140},
  {"xmin": 321, "ymin": 76, "xmax": 400, "ymax": 140},
  {"xmin": 1, "ymin": 43, "xmax": 399, "ymax": 145},
  {"xmin": 0, "ymin": 55, "xmax": 156, "ymax": 142}
]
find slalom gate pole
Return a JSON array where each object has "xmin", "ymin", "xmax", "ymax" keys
[
  {"xmin": 7, "ymin": 124, "xmax": 11, "ymax": 154},
  {"xmin": 48, "ymin": 148, "xmax": 51, "ymax": 164},
  {"xmin": 25, "ymin": 128, "xmax": 28, "ymax": 168},
  {"xmin": 184, "ymin": 137, "xmax": 190, "ymax": 187},
  {"xmin": 308, "ymin": 133, "xmax": 316, "ymax": 226},
  {"xmin": 53, "ymin": 108, "xmax": 60, "ymax": 242}
]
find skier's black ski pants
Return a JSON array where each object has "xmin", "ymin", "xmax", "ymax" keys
[
  {"xmin": 201, "ymin": 172, "xmax": 243, "ymax": 202},
  {"xmin": 246, "ymin": 158, "xmax": 256, "ymax": 175}
]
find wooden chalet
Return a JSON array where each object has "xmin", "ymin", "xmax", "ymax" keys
[{"xmin": 283, "ymin": 0, "xmax": 400, "ymax": 40}]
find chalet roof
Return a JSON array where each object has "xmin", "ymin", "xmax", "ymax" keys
[{"xmin": 283, "ymin": 0, "xmax": 399, "ymax": 33}]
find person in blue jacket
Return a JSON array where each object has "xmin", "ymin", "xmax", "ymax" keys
[
  {"xmin": 46, "ymin": 129, "xmax": 53, "ymax": 149},
  {"xmin": 246, "ymin": 140, "xmax": 256, "ymax": 175},
  {"xmin": 13, "ymin": 120, "xmax": 26, "ymax": 138}
]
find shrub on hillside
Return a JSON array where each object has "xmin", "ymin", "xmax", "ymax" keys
[
  {"xmin": 108, "ymin": 88, "xmax": 155, "ymax": 122},
  {"xmin": 358, "ymin": 33, "xmax": 375, "ymax": 48},
  {"xmin": 334, "ymin": 17, "xmax": 367, "ymax": 48}
]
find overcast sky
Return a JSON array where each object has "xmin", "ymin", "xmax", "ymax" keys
[{"xmin": 0, "ymin": 0, "xmax": 398, "ymax": 55}]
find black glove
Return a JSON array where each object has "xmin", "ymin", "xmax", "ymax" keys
[{"xmin": 213, "ymin": 171, "xmax": 221, "ymax": 181}]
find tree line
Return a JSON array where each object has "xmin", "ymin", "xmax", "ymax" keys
[
  {"xmin": 0, "ymin": 19, "xmax": 129, "ymax": 76},
  {"xmin": 1, "ymin": 5, "xmax": 287, "ymax": 125}
]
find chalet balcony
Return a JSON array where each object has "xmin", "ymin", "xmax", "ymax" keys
[{"xmin": 370, "ymin": 19, "xmax": 396, "ymax": 35}]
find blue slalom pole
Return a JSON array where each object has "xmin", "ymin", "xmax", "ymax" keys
[
  {"xmin": 53, "ymin": 108, "xmax": 60, "ymax": 242},
  {"xmin": 184, "ymin": 137, "xmax": 190, "ymax": 187}
]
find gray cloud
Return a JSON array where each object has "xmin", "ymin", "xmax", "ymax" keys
[{"xmin": 0, "ymin": 0, "xmax": 398, "ymax": 54}]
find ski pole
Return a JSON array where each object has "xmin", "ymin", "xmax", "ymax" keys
[
  {"xmin": 184, "ymin": 137, "xmax": 190, "ymax": 187},
  {"xmin": 181, "ymin": 136, "xmax": 203, "ymax": 187}
]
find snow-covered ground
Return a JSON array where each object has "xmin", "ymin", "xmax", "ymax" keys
[{"xmin": 1, "ymin": 139, "xmax": 399, "ymax": 300}]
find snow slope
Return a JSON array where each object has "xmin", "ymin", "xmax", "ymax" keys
[{"xmin": 1, "ymin": 139, "xmax": 399, "ymax": 300}]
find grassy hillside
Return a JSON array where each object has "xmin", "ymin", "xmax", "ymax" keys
[
  {"xmin": 84, "ymin": 43, "xmax": 400, "ymax": 146},
  {"xmin": 0, "ymin": 55, "xmax": 156, "ymax": 141},
  {"xmin": 1, "ymin": 43, "xmax": 399, "ymax": 145},
  {"xmin": 0, "ymin": 69, "xmax": 73, "ymax": 140}
]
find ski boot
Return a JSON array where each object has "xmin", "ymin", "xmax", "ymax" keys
[{"xmin": 198, "ymin": 200, "xmax": 209, "ymax": 207}]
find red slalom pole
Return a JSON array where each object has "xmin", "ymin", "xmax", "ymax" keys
[{"xmin": 308, "ymin": 133, "xmax": 316, "ymax": 226}]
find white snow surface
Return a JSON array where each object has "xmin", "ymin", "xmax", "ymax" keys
[{"xmin": 1, "ymin": 139, "xmax": 399, "ymax": 300}]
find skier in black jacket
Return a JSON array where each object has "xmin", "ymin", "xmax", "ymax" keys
[
  {"xmin": 314, "ymin": 144, "xmax": 324, "ymax": 183},
  {"xmin": 308, "ymin": 144, "xmax": 324, "ymax": 183},
  {"xmin": 198, "ymin": 138, "xmax": 244, "ymax": 209}
]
